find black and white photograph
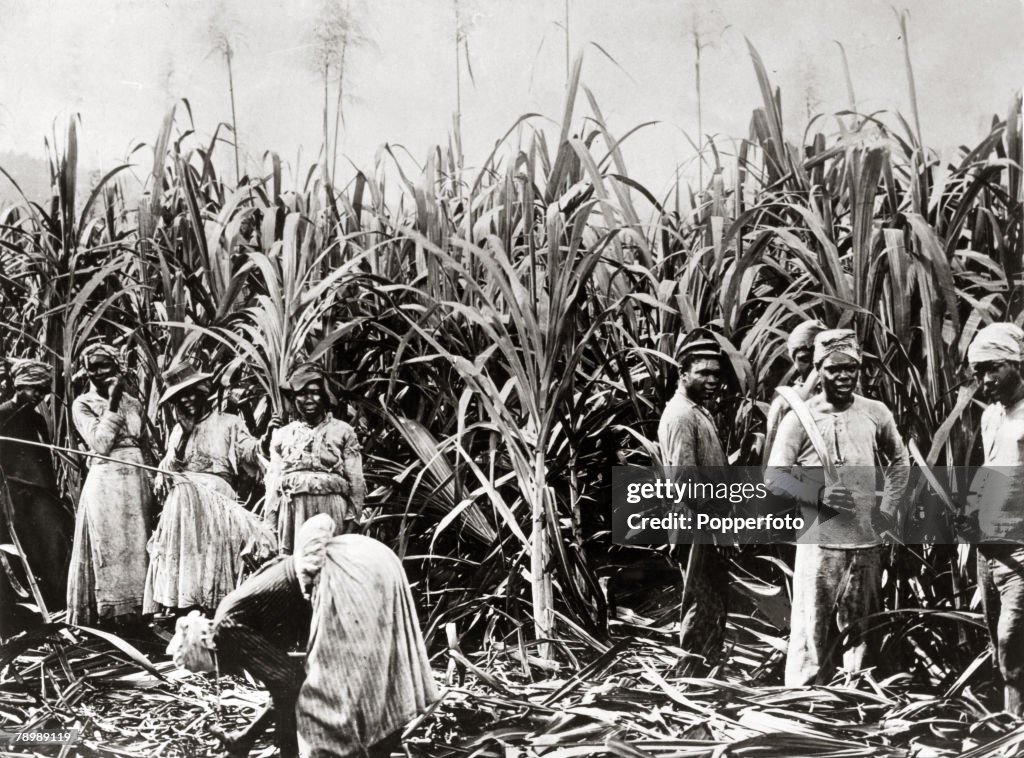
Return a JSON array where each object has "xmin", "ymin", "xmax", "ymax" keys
[{"xmin": 0, "ymin": 0, "xmax": 1021, "ymax": 756}]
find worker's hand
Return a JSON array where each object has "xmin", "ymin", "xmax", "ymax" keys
[
  {"xmin": 953, "ymin": 512, "xmax": 982, "ymax": 543},
  {"xmin": 240, "ymin": 532, "xmax": 275, "ymax": 570},
  {"xmin": 261, "ymin": 413, "xmax": 284, "ymax": 455},
  {"xmin": 176, "ymin": 414, "xmax": 196, "ymax": 436},
  {"xmin": 871, "ymin": 509, "xmax": 897, "ymax": 540},
  {"xmin": 107, "ymin": 377, "xmax": 124, "ymax": 412},
  {"xmin": 820, "ymin": 484, "xmax": 856, "ymax": 517},
  {"xmin": 154, "ymin": 472, "xmax": 175, "ymax": 500}
]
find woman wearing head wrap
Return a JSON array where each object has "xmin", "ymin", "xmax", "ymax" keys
[
  {"xmin": 0, "ymin": 359, "xmax": 73, "ymax": 637},
  {"xmin": 67, "ymin": 344, "xmax": 154, "ymax": 626},
  {"xmin": 264, "ymin": 363, "xmax": 365, "ymax": 553},
  {"xmin": 762, "ymin": 319, "xmax": 827, "ymax": 465},
  {"xmin": 143, "ymin": 362, "xmax": 275, "ymax": 616},
  {"xmin": 169, "ymin": 514, "xmax": 439, "ymax": 758},
  {"xmin": 765, "ymin": 329, "xmax": 909, "ymax": 686},
  {"xmin": 963, "ymin": 322, "xmax": 1024, "ymax": 715}
]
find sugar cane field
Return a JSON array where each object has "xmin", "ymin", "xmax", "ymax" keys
[{"xmin": 0, "ymin": 2, "xmax": 1022, "ymax": 757}]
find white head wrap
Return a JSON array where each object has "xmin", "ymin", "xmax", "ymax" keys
[
  {"xmin": 813, "ymin": 329, "xmax": 861, "ymax": 366},
  {"xmin": 294, "ymin": 514, "xmax": 338, "ymax": 598},
  {"xmin": 967, "ymin": 323, "xmax": 1024, "ymax": 365},
  {"xmin": 787, "ymin": 319, "xmax": 827, "ymax": 359}
]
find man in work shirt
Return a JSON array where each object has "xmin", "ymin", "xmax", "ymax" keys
[
  {"xmin": 658, "ymin": 338, "xmax": 729, "ymax": 673},
  {"xmin": 963, "ymin": 322, "xmax": 1024, "ymax": 715},
  {"xmin": 766, "ymin": 329, "xmax": 909, "ymax": 685}
]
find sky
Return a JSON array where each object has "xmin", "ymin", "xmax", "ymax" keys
[{"xmin": 0, "ymin": 0, "xmax": 1019, "ymax": 197}]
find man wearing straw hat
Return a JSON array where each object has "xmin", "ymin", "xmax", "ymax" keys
[
  {"xmin": 962, "ymin": 322, "xmax": 1024, "ymax": 715},
  {"xmin": 766, "ymin": 329, "xmax": 909, "ymax": 686},
  {"xmin": 0, "ymin": 359, "xmax": 73, "ymax": 636},
  {"xmin": 658, "ymin": 336, "xmax": 730, "ymax": 673}
]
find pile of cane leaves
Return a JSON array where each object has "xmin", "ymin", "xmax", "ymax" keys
[
  {"xmin": 0, "ymin": 622, "xmax": 273, "ymax": 757},
  {"xmin": 406, "ymin": 609, "xmax": 1024, "ymax": 758},
  {"xmin": 2, "ymin": 608, "xmax": 1023, "ymax": 758}
]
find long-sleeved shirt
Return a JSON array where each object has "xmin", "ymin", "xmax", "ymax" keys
[
  {"xmin": 72, "ymin": 392, "xmax": 146, "ymax": 457},
  {"xmin": 161, "ymin": 411, "xmax": 264, "ymax": 482},
  {"xmin": 763, "ymin": 374, "xmax": 819, "ymax": 466},
  {"xmin": 969, "ymin": 396, "xmax": 1024, "ymax": 542},
  {"xmin": 765, "ymin": 393, "xmax": 909, "ymax": 547},
  {"xmin": 212, "ymin": 557, "xmax": 308, "ymax": 695},
  {"xmin": 266, "ymin": 417, "xmax": 365, "ymax": 503},
  {"xmin": 657, "ymin": 389, "xmax": 730, "ymax": 527},
  {"xmin": 658, "ymin": 391, "xmax": 727, "ymax": 468}
]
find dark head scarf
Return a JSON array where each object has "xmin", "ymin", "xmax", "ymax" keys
[{"xmin": 283, "ymin": 362, "xmax": 337, "ymax": 406}]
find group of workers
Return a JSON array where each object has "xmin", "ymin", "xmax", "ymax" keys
[
  {"xmin": 0, "ymin": 347, "xmax": 436, "ymax": 756},
  {"xmin": 658, "ymin": 320, "xmax": 1024, "ymax": 716},
  {"xmin": 2, "ymin": 316, "xmax": 1023, "ymax": 753}
]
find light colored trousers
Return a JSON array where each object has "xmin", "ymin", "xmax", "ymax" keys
[
  {"xmin": 786, "ymin": 544, "xmax": 882, "ymax": 686},
  {"xmin": 978, "ymin": 545, "xmax": 1024, "ymax": 715}
]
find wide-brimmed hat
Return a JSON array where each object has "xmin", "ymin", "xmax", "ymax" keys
[{"xmin": 159, "ymin": 362, "xmax": 213, "ymax": 405}]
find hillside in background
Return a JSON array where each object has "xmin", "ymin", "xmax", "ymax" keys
[{"xmin": 0, "ymin": 151, "xmax": 51, "ymax": 204}]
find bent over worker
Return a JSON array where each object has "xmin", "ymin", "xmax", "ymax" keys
[{"xmin": 170, "ymin": 514, "xmax": 439, "ymax": 758}]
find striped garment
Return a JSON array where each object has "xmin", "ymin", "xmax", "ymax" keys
[
  {"xmin": 298, "ymin": 535, "xmax": 440, "ymax": 757},
  {"xmin": 212, "ymin": 557, "xmax": 309, "ymax": 694},
  {"xmin": 210, "ymin": 536, "xmax": 439, "ymax": 757}
]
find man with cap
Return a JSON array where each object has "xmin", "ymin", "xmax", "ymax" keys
[
  {"xmin": 265, "ymin": 362, "xmax": 365, "ymax": 554},
  {"xmin": 766, "ymin": 329, "xmax": 909, "ymax": 685},
  {"xmin": 962, "ymin": 322, "xmax": 1024, "ymax": 715},
  {"xmin": 657, "ymin": 337, "xmax": 730, "ymax": 673},
  {"xmin": 0, "ymin": 359, "xmax": 73, "ymax": 637},
  {"xmin": 762, "ymin": 319, "xmax": 827, "ymax": 464}
]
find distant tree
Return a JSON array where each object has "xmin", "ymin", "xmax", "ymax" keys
[
  {"xmin": 310, "ymin": 0, "xmax": 367, "ymax": 187},
  {"xmin": 206, "ymin": 0, "xmax": 246, "ymax": 184}
]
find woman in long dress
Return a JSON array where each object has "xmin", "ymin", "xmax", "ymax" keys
[
  {"xmin": 144, "ymin": 362, "xmax": 275, "ymax": 615},
  {"xmin": 265, "ymin": 363, "xmax": 365, "ymax": 553},
  {"xmin": 67, "ymin": 344, "xmax": 153, "ymax": 626}
]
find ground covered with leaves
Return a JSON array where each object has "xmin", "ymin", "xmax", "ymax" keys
[{"xmin": 2, "ymin": 606, "xmax": 1023, "ymax": 758}]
